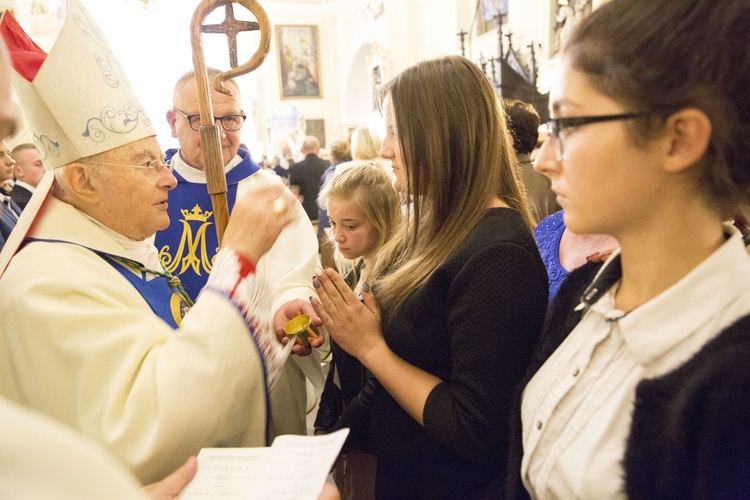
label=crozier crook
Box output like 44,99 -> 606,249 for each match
189,0 -> 271,243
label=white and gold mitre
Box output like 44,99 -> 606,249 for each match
0,0 -> 156,277
0,0 -> 155,170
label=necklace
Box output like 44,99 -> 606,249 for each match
109,255 -> 195,308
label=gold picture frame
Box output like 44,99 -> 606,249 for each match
477,0 -> 508,36
276,25 -> 322,99
305,118 -> 325,147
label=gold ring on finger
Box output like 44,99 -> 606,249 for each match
272,197 -> 287,215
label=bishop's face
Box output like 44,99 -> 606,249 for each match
168,78 -> 243,171
88,136 -> 177,240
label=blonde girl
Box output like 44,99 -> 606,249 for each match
314,162 -> 400,499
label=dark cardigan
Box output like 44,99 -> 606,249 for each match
371,208 -> 549,499
505,258 -> 750,500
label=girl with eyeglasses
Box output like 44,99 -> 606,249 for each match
506,1 -> 750,498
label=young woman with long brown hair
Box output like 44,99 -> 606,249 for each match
310,55 -> 549,498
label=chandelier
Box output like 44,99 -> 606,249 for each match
361,0 -> 384,22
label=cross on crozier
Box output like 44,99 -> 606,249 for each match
202,3 -> 259,68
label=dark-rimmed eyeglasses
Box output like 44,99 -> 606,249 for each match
546,110 -> 675,161
81,159 -> 173,174
173,108 -> 246,132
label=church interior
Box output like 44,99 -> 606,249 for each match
0,0 -> 603,160
2,0 -> 750,497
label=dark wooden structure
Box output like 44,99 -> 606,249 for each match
460,15 -> 549,123
496,35 -> 550,123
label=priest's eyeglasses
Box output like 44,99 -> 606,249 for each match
81,159 -> 173,174
173,108 -> 246,132
546,110 -> 675,161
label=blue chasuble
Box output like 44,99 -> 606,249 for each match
154,148 -> 260,301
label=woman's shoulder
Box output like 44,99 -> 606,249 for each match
470,207 -> 536,244
534,210 -> 565,243
626,312 -> 750,498
645,312 -> 750,394
440,208 -> 540,268
630,311 -> 750,439
437,209 -> 548,291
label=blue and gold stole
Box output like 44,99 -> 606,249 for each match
101,254 -> 193,328
24,238 -> 192,328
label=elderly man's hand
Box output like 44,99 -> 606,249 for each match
274,298 -> 324,356
141,457 -> 198,499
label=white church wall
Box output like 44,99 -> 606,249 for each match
260,1 -> 341,159
331,0 -> 555,144
414,0 -> 460,61
334,0 -> 385,138
332,0 -> 462,143
43,0 -> 344,160
341,44 -> 372,127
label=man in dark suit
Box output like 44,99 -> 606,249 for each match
289,135 -> 329,222
270,155 -> 289,186
504,99 -> 561,223
10,143 -> 44,211
0,139 -> 19,250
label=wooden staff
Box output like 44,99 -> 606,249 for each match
190,0 -> 271,243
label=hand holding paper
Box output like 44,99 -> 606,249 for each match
178,428 -> 348,500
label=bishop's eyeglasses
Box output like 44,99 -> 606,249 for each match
545,110 -> 675,161
81,159 -> 173,174
173,108 -> 247,132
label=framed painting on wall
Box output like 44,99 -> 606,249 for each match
305,119 -> 325,148
276,25 -> 322,99
477,0 -> 508,35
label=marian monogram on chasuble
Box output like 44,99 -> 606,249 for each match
158,203 -> 217,281
154,149 -> 261,302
